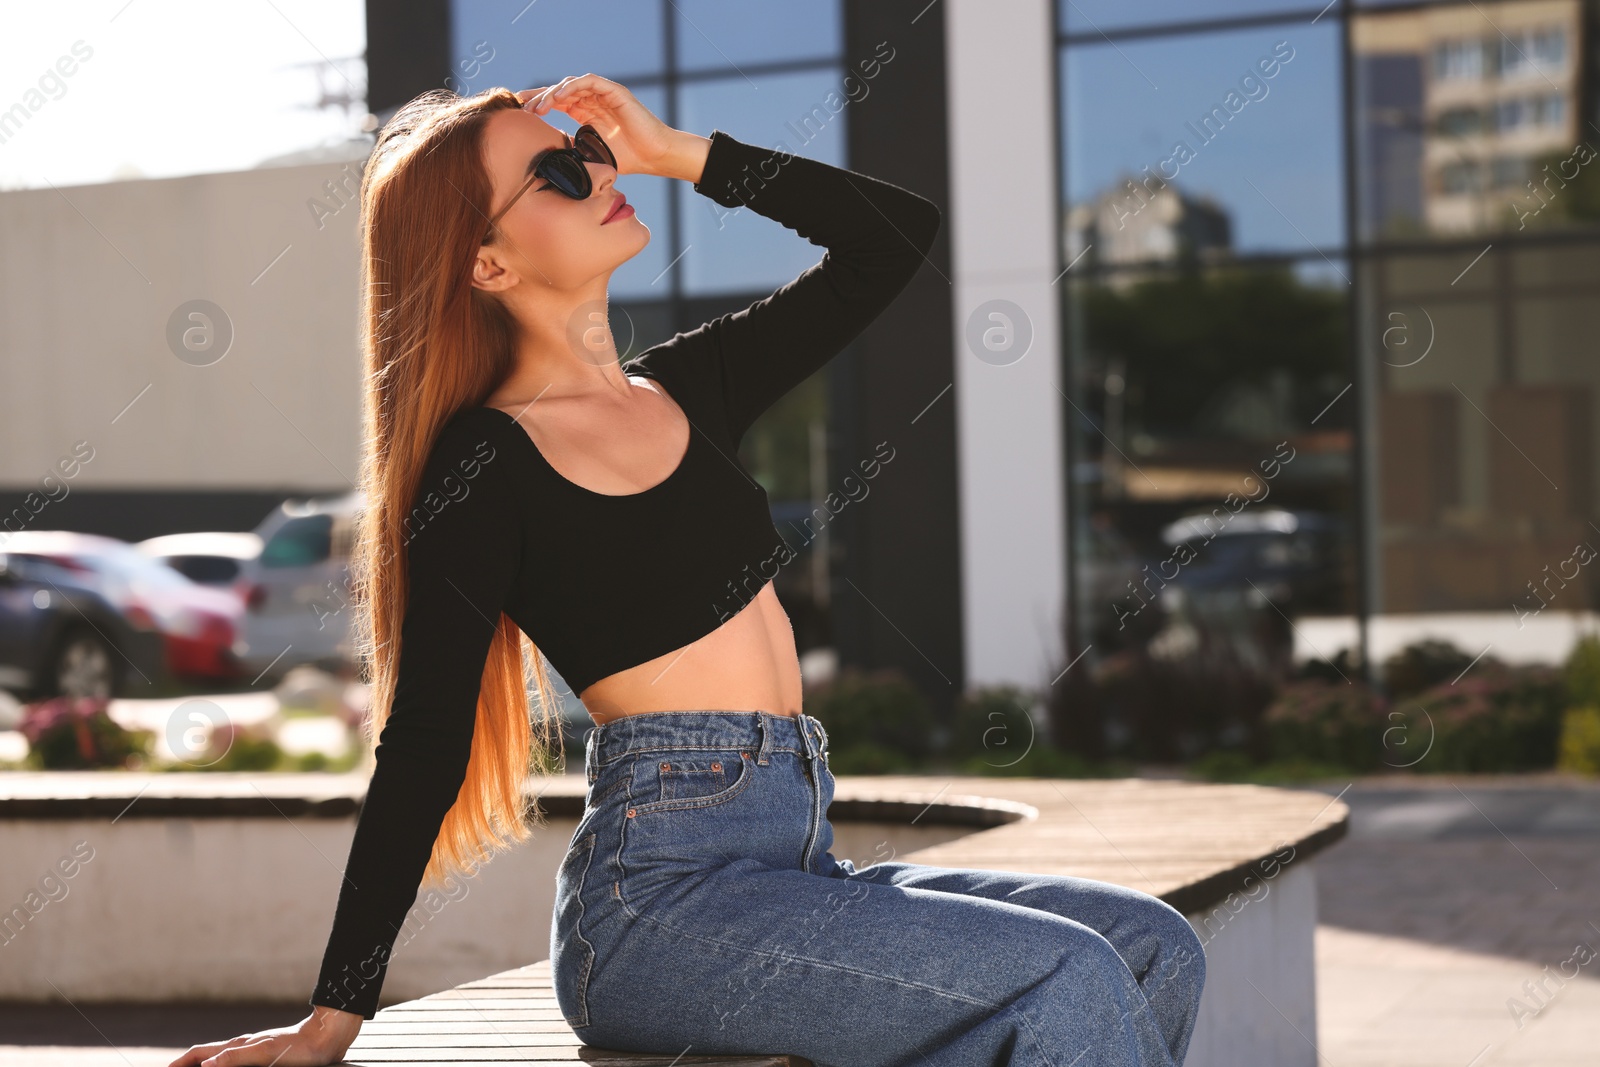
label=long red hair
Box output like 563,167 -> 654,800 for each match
350,87 -> 563,889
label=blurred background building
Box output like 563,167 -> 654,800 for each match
3,0 -> 1599,739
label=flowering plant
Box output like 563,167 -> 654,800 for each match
19,695 -> 149,770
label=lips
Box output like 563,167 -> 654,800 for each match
602,194 -> 628,223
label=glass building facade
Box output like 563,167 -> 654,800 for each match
1056,0 -> 1600,683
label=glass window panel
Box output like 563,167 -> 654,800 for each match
1353,0 -> 1596,242
450,0 -> 664,89
1058,0 -> 1325,36
1063,262 -> 1356,664
1364,240 -> 1600,617
673,0 -> 841,72
675,68 -> 848,296
1061,24 -> 1345,261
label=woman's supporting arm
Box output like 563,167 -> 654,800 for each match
309,410 -> 524,1020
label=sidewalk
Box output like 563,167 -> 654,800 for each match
1312,776 -> 1600,1066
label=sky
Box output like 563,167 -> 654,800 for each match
0,0 -> 367,190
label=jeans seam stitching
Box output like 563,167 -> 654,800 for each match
611,886 -> 1001,1010
560,832 -> 598,1029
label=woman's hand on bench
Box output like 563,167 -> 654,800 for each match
167,1004 -> 363,1067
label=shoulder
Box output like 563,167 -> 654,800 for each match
428,407 -> 518,474
407,408 -> 522,520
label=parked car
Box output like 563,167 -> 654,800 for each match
137,531 -> 262,602
234,492 -> 362,686
0,531 -> 243,700
1156,507 -> 1346,615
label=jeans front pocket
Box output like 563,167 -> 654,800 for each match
632,748 -> 755,815
550,831 -> 598,1029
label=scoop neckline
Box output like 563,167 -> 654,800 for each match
479,377 -> 694,500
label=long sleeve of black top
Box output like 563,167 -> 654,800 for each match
626,128 -> 942,446
309,416 -> 523,1020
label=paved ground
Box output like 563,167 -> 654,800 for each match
4,774 -> 1597,1066
1305,775 -> 1600,1067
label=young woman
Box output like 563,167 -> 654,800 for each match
171,75 -> 1205,1067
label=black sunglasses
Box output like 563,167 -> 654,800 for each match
483,123 -> 617,242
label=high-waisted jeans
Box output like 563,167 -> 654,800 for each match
549,710 -> 1206,1066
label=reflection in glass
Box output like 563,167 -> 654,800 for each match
673,0 -> 841,72
1058,0 -> 1325,36
1353,0 -> 1598,240
1065,260 -> 1355,672
676,67 -> 847,296
1061,24 -> 1344,260
450,0 -> 665,87
1363,244 -> 1600,614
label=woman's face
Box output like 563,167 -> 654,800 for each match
472,106 -> 648,293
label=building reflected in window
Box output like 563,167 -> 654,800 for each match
1354,0 -> 1586,238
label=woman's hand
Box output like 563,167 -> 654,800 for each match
518,75 -> 708,183
166,1005 -> 364,1067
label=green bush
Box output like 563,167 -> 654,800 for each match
827,741 -> 917,775
1565,635 -> 1600,707
1383,639 -> 1484,698
19,696 -> 150,770
949,685 -> 1039,763
1556,705 -> 1600,776
1265,678 -> 1389,771
1410,665 -> 1564,772
808,667 -> 937,765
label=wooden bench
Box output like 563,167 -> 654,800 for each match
338,774 -> 1349,1066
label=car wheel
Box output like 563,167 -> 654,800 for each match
49,629 -> 120,701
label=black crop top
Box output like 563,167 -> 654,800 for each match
308,128 -> 940,1019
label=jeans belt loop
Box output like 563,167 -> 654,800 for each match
584,725 -> 600,783
755,712 -> 772,765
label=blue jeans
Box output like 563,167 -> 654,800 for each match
550,710 -> 1206,1066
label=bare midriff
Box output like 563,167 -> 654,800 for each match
577,579 -> 803,724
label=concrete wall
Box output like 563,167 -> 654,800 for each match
1185,862 -> 1321,1067
0,151 -> 369,498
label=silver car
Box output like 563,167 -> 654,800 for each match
233,492 -> 361,686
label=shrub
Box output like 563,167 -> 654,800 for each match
1557,706 -> 1600,776
1408,664 -> 1565,772
1383,639 -> 1483,698
1049,639 -> 1278,765
19,696 -> 150,770
1264,678 -> 1389,771
949,685 -> 1039,763
161,721 -> 285,772
808,667 -> 937,768
1565,634 -> 1600,707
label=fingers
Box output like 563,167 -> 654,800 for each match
200,1036 -> 279,1067
526,74 -> 626,117
169,1034 -> 257,1067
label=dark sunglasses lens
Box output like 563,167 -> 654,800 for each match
539,153 -> 591,198
574,126 -> 616,168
